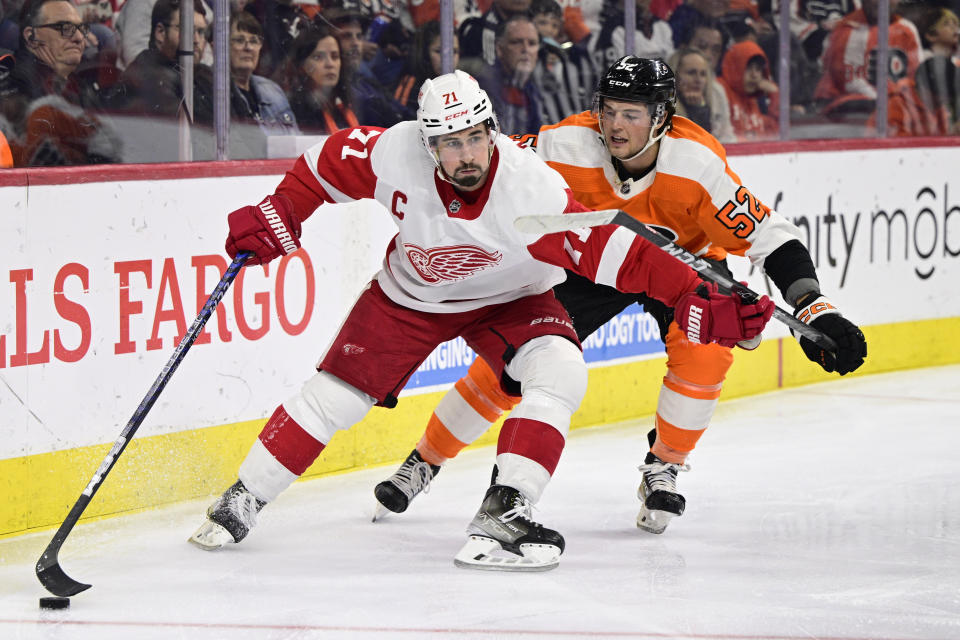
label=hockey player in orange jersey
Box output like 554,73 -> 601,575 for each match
373,57 -> 868,534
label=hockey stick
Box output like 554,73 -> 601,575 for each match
515,210 -> 838,352
35,252 -> 252,597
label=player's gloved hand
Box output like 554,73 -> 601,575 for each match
676,282 -> 774,348
792,295 -> 866,375
225,194 -> 301,266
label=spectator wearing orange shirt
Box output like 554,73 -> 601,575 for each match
718,39 -> 778,139
814,0 -> 923,123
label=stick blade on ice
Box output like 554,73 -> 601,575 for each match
36,550 -> 91,597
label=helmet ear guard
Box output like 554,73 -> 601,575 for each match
652,100 -> 675,138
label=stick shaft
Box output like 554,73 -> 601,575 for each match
515,211 -> 838,352
36,252 -> 250,596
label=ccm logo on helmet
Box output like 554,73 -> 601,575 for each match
445,110 -> 468,120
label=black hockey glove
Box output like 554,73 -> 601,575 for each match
792,295 -> 866,375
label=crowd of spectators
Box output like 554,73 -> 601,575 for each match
0,0 -> 957,166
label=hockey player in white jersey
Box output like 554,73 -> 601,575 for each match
189,70 -> 774,571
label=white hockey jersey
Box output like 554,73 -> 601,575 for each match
274,121 -> 702,314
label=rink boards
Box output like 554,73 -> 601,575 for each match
1,138 -> 959,537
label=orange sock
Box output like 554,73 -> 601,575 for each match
417,358 -> 520,465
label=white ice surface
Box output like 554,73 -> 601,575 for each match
2,365 -> 959,640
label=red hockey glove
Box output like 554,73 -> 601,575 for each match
676,283 -> 774,348
225,194 -> 302,266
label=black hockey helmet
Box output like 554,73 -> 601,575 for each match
596,56 -> 677,106
594,56 -> 677,157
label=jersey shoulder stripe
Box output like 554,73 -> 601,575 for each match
308,125 -> 386,202
538,111 -> 607,170
540,110 -> 600,134
659,119 -> 741,188
369,120 -> 421,175
492,133 -> 572,212
668,116 -> 728,160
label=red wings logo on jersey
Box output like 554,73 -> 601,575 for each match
404,244 -> 503,283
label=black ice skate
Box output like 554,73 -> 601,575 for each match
637,450 -> 689,534
454,483 -> 565,572
372,449 -> 441,521
189,480 -> 266,550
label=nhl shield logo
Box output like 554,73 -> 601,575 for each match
448,199 -> 462,214
620,182 -> 631,195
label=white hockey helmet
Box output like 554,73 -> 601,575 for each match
417,70 -> 499,171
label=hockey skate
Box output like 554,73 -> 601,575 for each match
454,483 -> 565,572
189,480 -> 266,550
372,449 -> 441,521
637,450 -> 689,534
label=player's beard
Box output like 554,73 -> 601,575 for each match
450,162 -> 485,188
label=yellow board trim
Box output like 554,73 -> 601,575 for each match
4,317 -> 958,538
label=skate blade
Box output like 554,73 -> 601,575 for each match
636,506 -> 675,534
372,502 -> 391,523
188,520 -> 235,550
453,535 -> 560,572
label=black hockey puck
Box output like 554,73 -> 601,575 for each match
39,596 -> 70,610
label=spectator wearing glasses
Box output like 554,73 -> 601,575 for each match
230,11 -> 299,136
14,0 -> 89,93
470,13 -> 544,136
109,0 -> 214,124
242,0 -> 309,77
3,0 -> 119,165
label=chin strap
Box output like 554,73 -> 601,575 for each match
433,130 -> 498,186
598,102 -> 670,163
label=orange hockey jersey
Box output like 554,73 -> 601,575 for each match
534,111 -> 803,266
814,9 -> 922,112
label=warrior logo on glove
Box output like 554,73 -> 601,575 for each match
226,194 -> 302,266
676,283 -> 775,349
258,200 -> 298,254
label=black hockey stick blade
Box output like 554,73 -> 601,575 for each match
35,252 -> 251,597
37,563 -> 89,597
514,211 -> 839,353
37,502 -> 92,596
